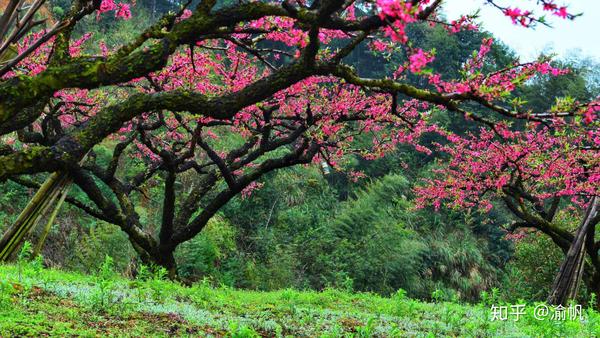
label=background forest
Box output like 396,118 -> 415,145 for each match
1,0 -> 598,308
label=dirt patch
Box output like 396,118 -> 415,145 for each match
339,317 -> 364,331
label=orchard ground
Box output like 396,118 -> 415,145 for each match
0,260 -> 599,337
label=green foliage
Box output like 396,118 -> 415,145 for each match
71,8 -> 155,50
0,180 -> 33,227
68,221 -> 135,274
521,59 -> 596,112
226,322 -> 261,338
17,241 -> 33,262
176,215 -> 237,282
502,232 -> 565,303
1,264 -> 599,337
88,255 -> 119,313
329,175 -> 426,295
0,278 -> 16,310
324,175 -> 502,300
205,167 -> 503,301
16,241 -> 34,283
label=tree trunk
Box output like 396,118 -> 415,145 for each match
158,251 -> 177,280
590,272 -> 600,309
140,248 -> 178,280
547,196 -> 600,305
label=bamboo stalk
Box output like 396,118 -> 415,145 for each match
32,178 -> 72,257
547,196 -> 600,305
0,172 -> 68,261
0,152 -> 88,261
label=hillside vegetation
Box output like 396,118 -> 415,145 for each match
1,259 -> 599,337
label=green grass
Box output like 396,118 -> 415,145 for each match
0,261 -> 599,337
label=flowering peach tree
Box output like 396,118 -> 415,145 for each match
0,0 -> 595,276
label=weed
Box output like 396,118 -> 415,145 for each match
226,322 -> 261,338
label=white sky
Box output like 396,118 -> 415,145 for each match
442,0 -> 600,61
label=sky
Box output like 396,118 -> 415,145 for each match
442,0 -> 600,61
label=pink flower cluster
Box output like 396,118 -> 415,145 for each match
502,1 -> 572,27
408,49 -> 434,73
376,0 -> 424,43
584,102 -> 600,124
98,0 -> 131,20
504,7 -> 532,27
415,122 -> 600,213
447,15 -> 478,34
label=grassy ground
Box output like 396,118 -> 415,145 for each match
1,260 -> 599,337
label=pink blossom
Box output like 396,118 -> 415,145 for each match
99,0 -> 117,13
504,7 -> 522,23
116,3 -> 132,20
554,6 -> 568,19
371,40 -> 388,52
408,49 -> 434,73
241,181 -> 265,199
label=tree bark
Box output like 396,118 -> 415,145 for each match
141,248 -> 177,280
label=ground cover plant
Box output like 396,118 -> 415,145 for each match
2,257 -> 600,337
